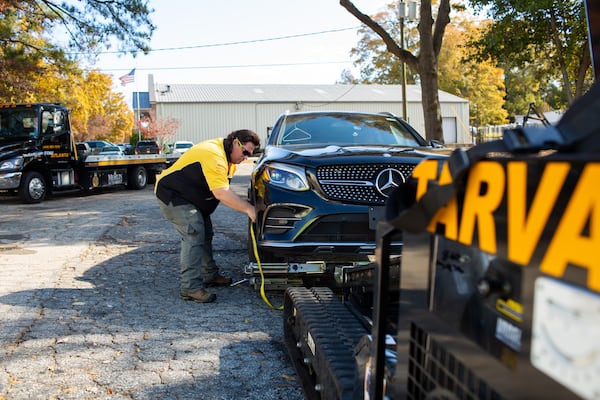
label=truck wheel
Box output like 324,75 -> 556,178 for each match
19,171 -> 46,203
128,166 -> 147,190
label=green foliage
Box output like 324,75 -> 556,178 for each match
467,0 -> 592,104
0,1 -> 154,98
438,22 -> 508,125
349,3 -> 418,85
348,4 -> 508,127
8,0 -> 156,55
0,0 -> 150,139
503,65 -> 546,119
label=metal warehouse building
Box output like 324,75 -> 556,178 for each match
142,74 -> 470,146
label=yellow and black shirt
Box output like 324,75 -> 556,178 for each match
155,138 -> 237,215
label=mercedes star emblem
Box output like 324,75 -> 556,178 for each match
375,168 -> 405,197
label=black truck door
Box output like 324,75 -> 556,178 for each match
40,106 -> 72,163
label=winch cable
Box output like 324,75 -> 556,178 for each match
250,224 -> 284,310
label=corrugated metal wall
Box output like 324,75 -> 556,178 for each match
156,100 -> 470,146
440,102 -> 470,143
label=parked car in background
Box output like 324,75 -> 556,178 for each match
75,142 -> 91,159
135,139 -> 160,155
85,140 -> 114,154
117,143 -> 134,155
99,145 -> 124,156
248,110 -> 448,264
173,140 -> 194,155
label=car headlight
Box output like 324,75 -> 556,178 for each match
263,162 -> 309,191
0,156 -> 24,171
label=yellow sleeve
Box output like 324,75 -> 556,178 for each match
203,156 -> 230,191
199,139 -> 232,191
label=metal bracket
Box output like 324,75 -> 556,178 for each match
244,261 -> 326,276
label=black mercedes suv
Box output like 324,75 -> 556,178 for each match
248,110 -> 449,264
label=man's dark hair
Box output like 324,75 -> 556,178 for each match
228,129 -> 260,145
224,129 -> 260,156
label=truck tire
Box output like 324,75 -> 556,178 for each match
127,166 -> 147,190
19,171 -> 46,203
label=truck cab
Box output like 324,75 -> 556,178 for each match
0,103 -> 75,202
0,103 -> 167,203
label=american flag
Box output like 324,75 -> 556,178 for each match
119,69 -> 135,86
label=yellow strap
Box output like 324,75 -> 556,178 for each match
250,224 -> 283,310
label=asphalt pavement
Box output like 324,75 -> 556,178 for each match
0,160 -> 305,400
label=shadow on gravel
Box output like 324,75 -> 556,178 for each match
0,242 -> 302,399
0,163 -> 303,398
135,340 -> 301,399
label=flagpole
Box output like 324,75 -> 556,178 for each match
136,90 -> 141,142
119,68 -> 138,144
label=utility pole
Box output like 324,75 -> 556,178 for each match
398,1 -> 418,121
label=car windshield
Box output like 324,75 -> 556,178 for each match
0,109 -> 39,141
275,113 -> 425,148
175,143 -> 192,149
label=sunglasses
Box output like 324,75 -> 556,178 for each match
236,138 -> 252,157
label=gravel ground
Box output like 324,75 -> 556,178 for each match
0,160 -> 305,400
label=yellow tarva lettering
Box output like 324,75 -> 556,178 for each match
507,162 -> 569,266
540,164 -> 600,291
426,162 -> 459,239
458,161 -> 504,253
413,160 -> 439,201
412,160 -> 459,239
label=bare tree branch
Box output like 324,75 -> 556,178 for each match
340,0 -> 418,71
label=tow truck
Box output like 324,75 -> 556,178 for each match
0,103 -> 170,203
280,1 -> 600,398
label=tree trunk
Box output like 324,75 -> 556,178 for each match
340,0 -> 448,142
417,1 -> 444,143
419,57 -> 443,142
549,8 -> 574,105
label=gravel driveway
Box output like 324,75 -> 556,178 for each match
0,160 -> 305,400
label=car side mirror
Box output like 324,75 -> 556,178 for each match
429,139 -> 445,148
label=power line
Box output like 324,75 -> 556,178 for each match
93,60 -> 352,73
71,26 -> 361,56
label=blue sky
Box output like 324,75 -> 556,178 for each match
91,0 -> 391,94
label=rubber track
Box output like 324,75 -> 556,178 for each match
284,287 -> 369,400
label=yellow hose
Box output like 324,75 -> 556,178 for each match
250,223 -> 283,310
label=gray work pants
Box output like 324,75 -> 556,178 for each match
157,200 -> 218,295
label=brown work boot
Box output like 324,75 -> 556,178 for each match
180,289 -> 216,303
205,274 -> 233,287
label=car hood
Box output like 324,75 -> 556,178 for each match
260,144 -> 450,166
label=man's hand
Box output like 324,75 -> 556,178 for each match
212,187 -> 256,222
